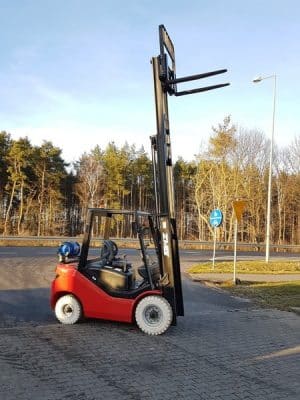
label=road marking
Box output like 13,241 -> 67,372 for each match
0,251 -> 17,255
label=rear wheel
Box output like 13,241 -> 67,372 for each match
135,295 -> 173,335
55,294 -> 82,324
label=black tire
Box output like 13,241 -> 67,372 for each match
135,295 -> 173,335
55,294 -> 82,325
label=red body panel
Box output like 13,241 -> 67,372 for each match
51,264 -> 161,323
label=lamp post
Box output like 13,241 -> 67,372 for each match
252,74 -> 277,263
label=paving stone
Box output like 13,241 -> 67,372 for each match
0,256 -> 299,399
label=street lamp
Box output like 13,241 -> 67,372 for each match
252,74 -> 277,263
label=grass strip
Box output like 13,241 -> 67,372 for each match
219,280 -> 300,311
188,260 -> 300,274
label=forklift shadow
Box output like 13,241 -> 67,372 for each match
0,285 -> 198,336
0,287 -> 150,333
0,287 -> 55,326
84,317 -> 141,334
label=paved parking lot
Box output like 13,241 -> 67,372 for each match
0,251 -> 299,399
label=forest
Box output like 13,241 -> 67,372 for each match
1,116 -> 300,244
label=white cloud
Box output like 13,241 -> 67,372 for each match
10,119 -> 209,165
11,124 -> 151,163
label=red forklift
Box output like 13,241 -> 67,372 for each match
51,25 -> 229,335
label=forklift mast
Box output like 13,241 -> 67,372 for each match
151,25 -> 229,318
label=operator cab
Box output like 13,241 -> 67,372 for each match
77,209 -> 161,298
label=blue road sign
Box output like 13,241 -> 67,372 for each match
209,209 -> 223,227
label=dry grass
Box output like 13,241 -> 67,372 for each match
188,260 -> 300,274
220,280 -> 300,311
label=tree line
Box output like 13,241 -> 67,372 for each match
1,116 -> 300,244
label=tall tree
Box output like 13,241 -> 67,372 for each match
75,146 -> 105,219
3,137 -> 33,235
174,158 -> 196,239
102,142 -> 129,209
0,131 -> 12,232
33,141 -> 67,236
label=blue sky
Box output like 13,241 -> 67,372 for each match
1,0 -> 299,162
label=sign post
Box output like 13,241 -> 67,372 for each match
209,209 -> 223,269
232,200 -> 247,284
212,227 -> 217,269
233,219 -> 238,282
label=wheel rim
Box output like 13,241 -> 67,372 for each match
143,305 -> 162,325
62,304 -> 73,317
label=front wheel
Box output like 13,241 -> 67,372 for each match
55,294 -> 82,325
135,295 -> 173,335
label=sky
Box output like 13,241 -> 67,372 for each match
1,0 -> 300,163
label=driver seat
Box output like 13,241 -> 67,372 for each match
89,240 -> 134,290
100,240 -> 132,272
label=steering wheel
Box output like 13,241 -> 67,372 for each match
100,240 -> 118,263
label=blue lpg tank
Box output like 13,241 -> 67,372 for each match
57,241 -> 80,261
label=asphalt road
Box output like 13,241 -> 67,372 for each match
0,246 -> 299,399
0,245 -> 299,266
